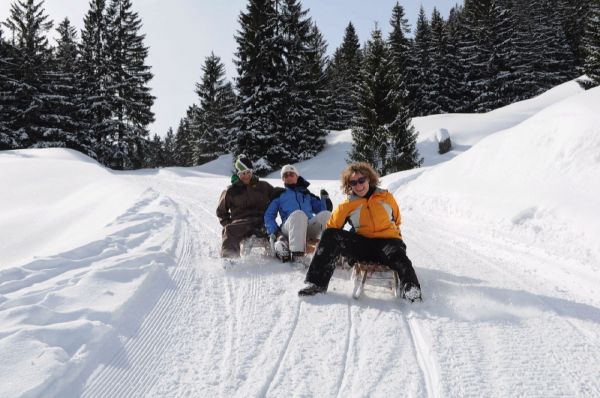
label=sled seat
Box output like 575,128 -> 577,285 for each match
351,261 -> 401,299
305,238 -> 319,254
240,234 -> 273,257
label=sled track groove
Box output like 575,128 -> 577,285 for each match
406,316 -> 442,398
81,202 -> 195,398
334,303 -> 353,398
409,217 -> 600,396
219,269 -> 236,396
260,300 -> 303,397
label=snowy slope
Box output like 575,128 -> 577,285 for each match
1,81 -> 599,397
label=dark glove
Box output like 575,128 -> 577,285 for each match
320,189 -> 333,211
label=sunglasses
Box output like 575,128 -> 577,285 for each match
348,176 -> 368,187
283,172 -> 297,178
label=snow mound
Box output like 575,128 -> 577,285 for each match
0,148 -> 145,267
413,79 -> 584,166
400,86 -> 600,265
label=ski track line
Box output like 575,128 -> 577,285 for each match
450,236 -> 600,395
409,217 -> 600,395
334,302 -> 354,398
405,315 -> 442,398
470,239 -> 600,346
80,201 -> 195,398
425,220 -> 600,348
219,268 -> 237,397
260,299 -> 303,397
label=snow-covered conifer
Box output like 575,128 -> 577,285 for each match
387,2 -> 412,113
0,26 -> 19,149
408,7 -> 434,116
232,0 -> 285,174
103,0 -> 155,169
194,52 -> 236,164
428,8 -> 455,114
162,127 -> 176,166
3,0 -> 54,148
42,18 -> 94,155
325,22 -> 361,130
350,25 -> 393,170
279,0 -> 326,161
79,0 -> 112,162
579,0 -> 600,89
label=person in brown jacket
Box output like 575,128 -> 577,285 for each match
216,155 -> 276,258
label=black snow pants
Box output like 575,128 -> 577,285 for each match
304,228 -> 420,289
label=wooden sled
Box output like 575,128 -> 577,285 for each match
240,234 -> 273,257
351,262 -> 401,299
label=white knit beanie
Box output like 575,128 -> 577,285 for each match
280,164 -> 299,178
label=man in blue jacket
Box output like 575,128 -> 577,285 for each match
264,165 -> 332,261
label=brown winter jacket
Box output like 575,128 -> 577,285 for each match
216,175 -> 276,226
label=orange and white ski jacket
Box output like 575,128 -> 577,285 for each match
326,188 -> 402,240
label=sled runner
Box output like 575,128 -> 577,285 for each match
351,262 -> 401,299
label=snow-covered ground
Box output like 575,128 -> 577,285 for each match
1,80 -> 599,397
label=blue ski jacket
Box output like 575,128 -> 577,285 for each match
264,176 -> 327,235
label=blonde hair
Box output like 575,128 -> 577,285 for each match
340,162 -> 380,195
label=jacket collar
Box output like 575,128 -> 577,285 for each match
231,174 -> 258,186
285,175 -> 310,190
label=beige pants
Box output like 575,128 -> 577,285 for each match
281,210 -> 331,252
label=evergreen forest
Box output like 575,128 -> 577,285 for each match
1,0 -> 599,175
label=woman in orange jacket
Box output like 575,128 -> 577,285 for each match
298,162 -> 421,302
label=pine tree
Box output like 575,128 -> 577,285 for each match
428,8 -> 454,114
408,7 -> 435,116
387,1 -> 412,113
232,0 -> 285,174
325,22 -> 362,130
351,24 -> 421,175
279,0 -> 326,161
459,0 -> 515,112
104,0 -> 155,169
301,23 -> 329,154
512,0 -> 575,100
384,99 -> 422,174
350,26 -> 394,170
174,113 -> 195,167
79,0 -> 112,162
3,0 -> 54,148
144,133 -> 164,168
444,6 -> 466,112
162,127 -> 176,166
558,0 -> 592,69
194,52 -> 235,164
43,18 -> 93,154
579,0 -> 600,88
0,26 -> 19,149
534,0 -> 577,86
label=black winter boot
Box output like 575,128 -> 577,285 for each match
402,282 -> 422,303
298,283 -> 327,296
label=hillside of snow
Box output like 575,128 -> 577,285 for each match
1,80 -> 599,397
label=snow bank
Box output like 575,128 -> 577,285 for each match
399,86 -> 600,265
0,149 -> 181,397
413,79 -> 584,166
0,148 -> 145,267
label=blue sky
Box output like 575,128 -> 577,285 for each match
1,0 -> 459,137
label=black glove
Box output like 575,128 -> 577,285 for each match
320,189 -> 333,211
